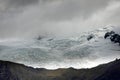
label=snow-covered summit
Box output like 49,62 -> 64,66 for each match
0,26 -> 119,69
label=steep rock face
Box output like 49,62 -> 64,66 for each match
0,59 -> 120,80
94,59 -> 120,80
0,61 -> 19,80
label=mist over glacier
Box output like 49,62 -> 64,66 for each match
0,26 -> 120,69
0,0 -> 120,69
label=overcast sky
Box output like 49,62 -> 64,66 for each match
0,0 -> 120,39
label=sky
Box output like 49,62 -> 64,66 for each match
0,0 -> 120,39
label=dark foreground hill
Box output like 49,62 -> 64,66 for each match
0,59 -> 120,80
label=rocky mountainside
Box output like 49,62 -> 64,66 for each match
0,59 -> 120,80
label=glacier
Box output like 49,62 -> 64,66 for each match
0,26 -> 120,69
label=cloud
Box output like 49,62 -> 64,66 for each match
0,0 -> 39,16
40,0 -> 111,21
0,0 -> 120,39
8,0 -> 39,6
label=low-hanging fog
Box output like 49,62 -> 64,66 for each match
0,0 -> 120,39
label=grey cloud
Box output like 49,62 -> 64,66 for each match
0,0 -> 39,20
0,0 -> 120,38
108,9 -> 120,25
0,0 -> 39,12
8,0 -> 39,7
0,0 -> 111,21
41,0 -> 111,21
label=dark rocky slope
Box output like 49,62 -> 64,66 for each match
0,59 -> 120,80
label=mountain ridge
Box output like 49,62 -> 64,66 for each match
0,59 -> 120,80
